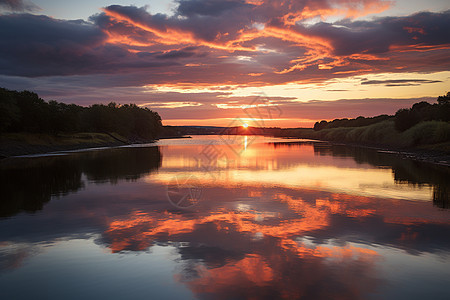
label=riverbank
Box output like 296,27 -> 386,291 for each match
0,132 -> 196,158
328,141 -> 450,167
278,119 -> 450,167
278,137 -> 450,167
0,132 -> 150,158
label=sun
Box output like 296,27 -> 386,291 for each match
242,123 -> 249,128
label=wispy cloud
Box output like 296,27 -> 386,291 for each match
361,79 -> 442,86
0,0 -> 39,12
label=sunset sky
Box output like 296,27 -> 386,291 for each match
0,0 -> 449,127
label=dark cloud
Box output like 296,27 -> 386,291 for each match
361,79 -> 443,86
176,0 -> 247,17
0,0 -> 39,12
0,14 -> 180,76
307,10 -> 450,56
155,49 -> 197,59
103,3 -> 254,42
0,14 -> 107,76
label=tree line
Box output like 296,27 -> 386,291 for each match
0,88 -> 162,140
314,92 -> 450,132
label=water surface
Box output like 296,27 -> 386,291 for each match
1,135 -> 449,299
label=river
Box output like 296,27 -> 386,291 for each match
0,135 -> 449,299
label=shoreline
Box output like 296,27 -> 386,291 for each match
1,133 -> 449,168
0,132 -> 156,159
292,138 -> 450,168
158,135 -> 192,139
0,133 -> 195,159
332,142 -> 450,167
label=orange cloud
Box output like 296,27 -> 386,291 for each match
103,7 -> 257,52
389,43 -> 450,52
404,26 -> 425,34
186,254 -> 274,292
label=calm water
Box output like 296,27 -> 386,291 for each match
0,135 -> 449,300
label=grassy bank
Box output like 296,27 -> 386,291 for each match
317,120 -> 450,150
281,120 -> 450,153
0,132 -> 137,157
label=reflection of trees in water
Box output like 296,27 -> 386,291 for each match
80,147 -> 161,184
312,144 -> 450,209
434,185 -> 449,209
0,146 -> 161,217
0,157 -> 83,218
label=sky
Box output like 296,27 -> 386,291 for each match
0,0 -> 449,127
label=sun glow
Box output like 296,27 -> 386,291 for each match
242,123 -> 249,128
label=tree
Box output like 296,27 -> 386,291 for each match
0,88 -> 20,132
0,88 -> 162,140
437,92 -> 450,105
394,109 -> 420,132
314,120 -> 328,131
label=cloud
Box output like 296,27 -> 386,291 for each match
308,10 -> 450,56
0,1 -> 449,113
279,97 -> 436,120
361,79 -> 442,86
0,71 -> 437,127
176,0 -> 247,17
0,3 -> 449,85
95,4 -> 450,82
0,14 -> 107,76
145,95 -> 436,126
154,48 -> 198,59
0,0 -> 39,12
0,14 -> 181,76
